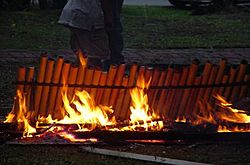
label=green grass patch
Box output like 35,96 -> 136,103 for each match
0,6 -> 250,49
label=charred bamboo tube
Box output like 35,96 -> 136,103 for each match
230,60 -> 248,102
39,59 -> 55,117
96,72 -> 107,105
90,67 -> 102,101
53,62 -> 71,120
109,64 -> 126,106
209,59 -> 227,103
223,67 -> 237,100
118,63 -> 138,120
156,67 -> 174,117
47,56 -> 64,116
179,59 -> 199,117
203,65 -> 218,103
124,66 -> 145,119
193,61 -> 212,115
83,66 -> 94,93
101,65 -> 118,105
34,54 -> 48,119
114,75 -> 129,120
67,65 -> 79,102
239,75 -> 250,99
24,66 -> 35,111
218,75 -> 229,96
147,67 -> 160,108
152,70 -> 167,113
164,69 -> 181,119
14,66 -> 26,116
186,76 -> 201,118
168,67 -> 189,119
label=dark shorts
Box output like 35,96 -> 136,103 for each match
70,27 -> 110,60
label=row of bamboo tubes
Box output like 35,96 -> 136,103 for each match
14,53 -> 250,121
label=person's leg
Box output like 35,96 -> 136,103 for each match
101,0 -> 124,65
70,27 -> 110,67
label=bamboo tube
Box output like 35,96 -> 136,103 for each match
109,64 -> 126,106
178,59 -> 199,117
164,69 -> 181,119
218,75 -> 229,96
114,75 -> 129,120
53,62 -> 71,120
101,65 -> 118,105
124,66 -> 145,119
34,54 -> 48,119
152,70 -> 167,113
67,65 -> 79,102
24,66 -> 35,111
230,60 -> 248,102
90,67 -> 102,101
75,65 -> 86,92
209,59 -> 227,103
239,75 -> 250,99
147,67 -> 160,108
168,67 -> 189,119
118,63 -> 138,120
83,66 -> 94,93
203,65 -> 218,103
223,67 -> 237,100
185,76 -> 201,118
46,56 -> 64,116
14,66 -> 26,116
39,59 -> 55,117
96,72 -> 107,104
144,67 -> 153,84
156,67 -> 174,118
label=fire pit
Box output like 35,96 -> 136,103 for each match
1,51 -> 250,144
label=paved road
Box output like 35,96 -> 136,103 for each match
124,0 -> 172,6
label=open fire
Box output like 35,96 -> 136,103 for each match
3,52 -> 250,143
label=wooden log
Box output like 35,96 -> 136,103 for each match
168,67 -> 189,119
34,54 -> 48,119
24,66 -> 35,112
152,70 -> 167,113
209,59 -> 227,103
114,75 -> 129,120
230,60 -> 248,102
156,67 -> 174,118
101,65 -> 118,105
39,59 -> 55,117
67,65 -> 79,102
47,56 -> 64,116
239,75 -> 250,99
223,67 -> 237,100
124,66 -> 145,120
53,62 -> 71,120
90,67 -> 102,101
109,64 -> 126,106
83,66 -> 94,93
178,59 -> 199,117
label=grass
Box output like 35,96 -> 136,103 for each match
0,6 -> 250,49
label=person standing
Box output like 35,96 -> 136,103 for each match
58,0 -> 110,67
101,0 -> 125,65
